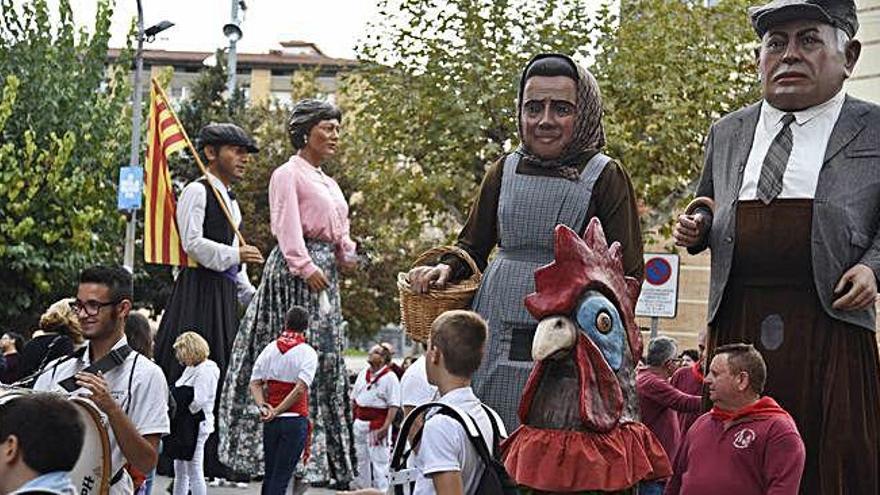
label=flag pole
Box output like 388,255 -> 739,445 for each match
151,78 -> 248,247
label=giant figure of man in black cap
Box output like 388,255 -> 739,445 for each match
154,123 -> 264,480
674,1 -> 880,493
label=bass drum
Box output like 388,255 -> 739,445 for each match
0,388 -> 111,495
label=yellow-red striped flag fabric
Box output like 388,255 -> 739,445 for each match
144,80 -> 196,267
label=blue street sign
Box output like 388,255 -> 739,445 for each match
118,166 -> 143,210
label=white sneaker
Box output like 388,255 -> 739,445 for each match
234,481 -> 249,489
207,478 -> 226,488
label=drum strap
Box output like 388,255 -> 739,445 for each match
58,345 -> 133,392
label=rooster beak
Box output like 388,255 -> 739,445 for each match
532,316 -> 577,361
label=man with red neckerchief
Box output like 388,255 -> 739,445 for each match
249,306 -> 317,495
666,343 -> 805,495
351,344 -> 400,491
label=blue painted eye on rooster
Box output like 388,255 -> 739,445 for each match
574,290 -> 625,372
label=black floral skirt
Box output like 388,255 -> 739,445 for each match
218,241 -> 355,484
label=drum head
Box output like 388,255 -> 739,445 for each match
70,397 -> 111,495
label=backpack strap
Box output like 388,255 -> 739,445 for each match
480,404 -> 507,455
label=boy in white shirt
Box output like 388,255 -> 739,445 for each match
414,310 -> 492,494
249,306 -> 317,495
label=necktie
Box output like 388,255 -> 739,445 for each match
756,113 -> 796,204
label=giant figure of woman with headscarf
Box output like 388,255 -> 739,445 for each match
219,100 -> 358,489
408,53 -> 644,429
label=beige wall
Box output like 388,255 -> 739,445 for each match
847,0 -> 880,103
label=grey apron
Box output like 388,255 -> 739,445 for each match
471,152 -> 609,429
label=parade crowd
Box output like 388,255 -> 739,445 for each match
2,0 -> 880,494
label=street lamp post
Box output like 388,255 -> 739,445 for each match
121,0 -> 173,271
224,0 -> 245,98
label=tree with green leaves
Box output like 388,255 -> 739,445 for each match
333,0 -> 596,337
328,0 -> 761,336
593,0 -> 761,237
0,0 -> 131,331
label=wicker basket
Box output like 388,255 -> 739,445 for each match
397,246 -> 482,343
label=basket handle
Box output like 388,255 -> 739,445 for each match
411,245 -> 481,278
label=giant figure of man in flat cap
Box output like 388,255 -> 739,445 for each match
674,1 -> 879,493
154,123 -> 265,479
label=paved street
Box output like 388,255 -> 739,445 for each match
150,356 -> 370,495
154,475 -> 337,494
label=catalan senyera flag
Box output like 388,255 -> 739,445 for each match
144,79 -> 196,267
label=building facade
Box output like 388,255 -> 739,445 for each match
848,0 -> 880,103
108,40 -> 356,105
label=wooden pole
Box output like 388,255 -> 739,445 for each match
151,78 -> 248,246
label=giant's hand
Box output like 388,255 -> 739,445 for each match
306,269 -> 330,292
239,244 -> 264,264
673,212 -> 711,248
833,264 -> 878,311
407,263 -> 452,294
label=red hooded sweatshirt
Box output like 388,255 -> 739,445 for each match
665,397 -> 805,495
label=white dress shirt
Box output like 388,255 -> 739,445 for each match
177,172 -> 255,304
739,90 -> 846,200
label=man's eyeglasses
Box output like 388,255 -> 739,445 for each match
69,299 -> 120,317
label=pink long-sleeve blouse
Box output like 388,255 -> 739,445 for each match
269,155 -> 357,279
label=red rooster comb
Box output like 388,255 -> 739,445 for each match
524,219 -> 643,360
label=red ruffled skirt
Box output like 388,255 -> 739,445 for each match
502,422 -> 671,492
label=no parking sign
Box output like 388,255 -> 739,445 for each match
635,253 -> 680,318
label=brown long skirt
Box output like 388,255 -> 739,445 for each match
708,199 -> 880,495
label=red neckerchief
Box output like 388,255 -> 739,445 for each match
276,330 -> 306,354
690,361 -> 704,382
710,396 -> 790,423
365,365 -> 390,390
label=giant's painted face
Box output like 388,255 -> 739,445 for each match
518,219 -> 643,431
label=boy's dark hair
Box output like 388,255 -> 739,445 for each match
125,312 -> 154,359
715,343 -> 768,395
0,393 -> 84,473
79,265 -> 133,303
430,310 -> 487,378
285,305 -> 309,332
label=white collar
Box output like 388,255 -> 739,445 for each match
438,386 -> 478,405
762,89 -> 846,128
81,335 -> 128,366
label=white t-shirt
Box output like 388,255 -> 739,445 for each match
352,365 -> 401,410
250,340 -> 318,417
412,387 -> 494,495
400,356 -> 438,408
34,335 -> 170,495
175,359 -> 219,433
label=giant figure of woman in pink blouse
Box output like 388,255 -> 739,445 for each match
219,100 -> 358,489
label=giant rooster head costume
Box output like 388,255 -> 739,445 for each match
502,219 -> 671,493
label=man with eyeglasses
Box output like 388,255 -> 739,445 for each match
34,265 -> 169,495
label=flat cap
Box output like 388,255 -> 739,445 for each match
197,123 -> 259,153
749,0 -> 858,38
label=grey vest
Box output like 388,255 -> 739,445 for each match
471,152 -> 610,429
